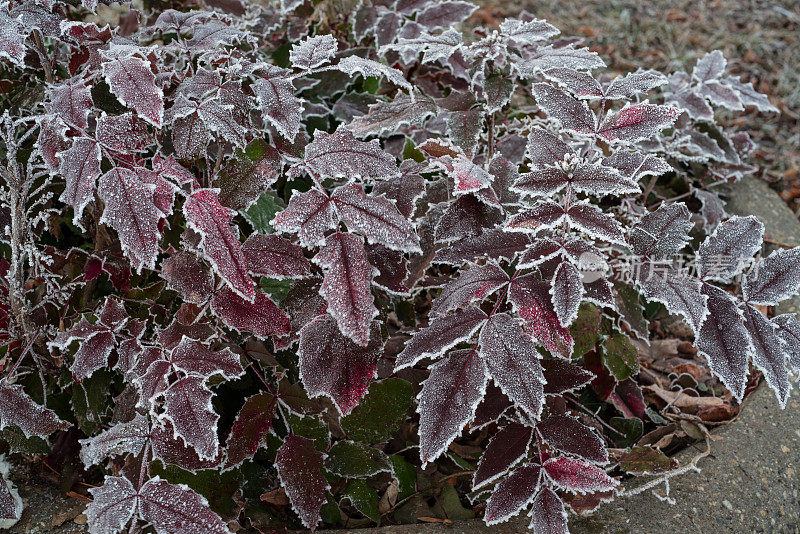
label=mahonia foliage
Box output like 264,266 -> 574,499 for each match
0,0 -> 793,532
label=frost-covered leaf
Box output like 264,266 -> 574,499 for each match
304,128 -> 398,181
160,250 -> 213,304
0,468 -> 19,521
532,83 -> 595,134
325,440 -> 391,478
742,247 -> 800,306
542,358 -> 594,394
96,168 -> 162,272
211,287 -> 290,340
518,45 -> 605,75
697,215 -> 763,282
272,188 -> 337,248
742,305 -> 790,407
448,156 -> 493,195
298,315 -> 383,415
550,261 -> 583,327
499,17 -> 559,45
101,53 -> 164,127
71,331 -> 115,382
275,435 -> 329,530
436,194 -> 503,242
417,349 -> 488,466
416,1 -> 476,29
224,392 -> 276,469
543,456 -> 618,494
597,103 -> 679,143
604,70 -> 667,100
529,487 -> 568,534
390,29 -> 463,64
639,266 -> 708,331
479,313 -> 545,417
774,314 -> 800,372
184,189 -> 255,301
289,34 -> 337,70
138,477 -> 230,534
169,337 -> 243,379
471,382 -> 512,429
313,232 -> 377,346
431,262 -> 509,317
473,423 -> 533,490
97,113 -> 152,152
334,55 -> 412,93
347,94 -> 437,137
723,76 -> 779,112
331,184 -> 420,252
701,81 -> 743,110
697,285 -> 752,401
505,200 -> 565,234
602,151 -> 671,181
602,333 -> 639,381
435,229 -> 531,265
160,375 -> 220,461
395,307 -> 487,371
0,382 -> 70,438
509,274 -> 573,359
243,234 -> 311,279
693,50 -> 726,82
86,476 -> 138,534
537,414 -> 607,463
629,203 -> 693,259
542,68 -> 603,99
47,78 -> 92,129
373,170 -> 425,219
79,413 -> 148,467
526,129 -> 570,168
483,463 -> 541,525
252,66 -> 302,140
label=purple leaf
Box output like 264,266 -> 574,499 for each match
211,286 -> 291,340
479,313 -> 545,418
0,382 -> 70,438
289,34 -> 337,70
473,423 -> 533,490
472,382 -> 513,429
417,348 -> 488,466
550,261 -> 583,327
313,232 -> 377,347
272,188 -> 337,248
101,52 -> 164,127
169,337 -> 243,380
629,203 -> 693,259
431,262 -> 509,317
526,129 -> 570,168
509,274 -> 574,359
601,151 -> 670,181
242,234 -> 311,279
97,113 -> 153,152
697,285 -> 752,401
519,45 -> 605,75
504,200 -> 565,234
47,78 -> 93,129
373,171 -> 425,219
597,103 -> 679,143
366,244 -> 409,295
0,469 -> 19,521
79,412 -> 149,467
150,420 -> 222,471
532,83 -> 596,134
483,463 -> 541,525
335,55 -> 413,93
331,184 -> 420,252
537,414 -> 607,463
435,194 -> 503,243
252,66 -> 302,140
348,95 -> 437,138
138,477 -> 230,534
434,229 -> 531,265
160,250 -> 213,304
71,331 -> 115,382
184,189 -> 255,302
304,128 -> 398,181
298,315 -> 383,415
159,375 -> 220,461
499,17 -> 559,45
224,392 -> 276,469
542,358 -> 594,394
604,69 -> 667,100
743,247 -> 800,306
697,215 -> 763,282
275,435 -> 329,530
86,476 -> 138,534
416,0 -> 476,29
701,81 -> 743,110
742,305 -> 791,407
543,456 -> 619,494
395,307 -> 487,371
774,314 -> 800,372
542,68 -> 603,99
529,487 -> 568,534
639,266 -> 708,332
692,50 -> 726,82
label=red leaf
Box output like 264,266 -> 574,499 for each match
434,229 -> 531,265
58,138 -> 101,224
71,330 -> 115,382
298,315 -> 383,415
0,382 -> 70,438
537,414 -> 608,463
395,307 -> 487,371
431,262 -> 509,317
0,470 -> 19,521
272,188 -> 337,248
79,412 -> 149,467
242,234 -> 311,279
304,128 -> 398,181
565,202 -> 625,245
313,232 -> 377,347
169,337 -> 244,379
97,112 -> 153,152
529,487 -> 568,534
184,189 -> 254,301
253,65 -> 302,141
473,423 -> 533,489
471,382 -> 513,429
484,463 -> 541,525
159,375 -> 220,461
509,274 -> 573,358
366,244 -> 409,295
224,392 -> 276,469
743,304 -> 790,407
46,77 -> 93,129
160,250 -> 213,304
597,103 -> 679,143
101,53 -> 164,127
211,286 -> 290,340
85,476 -> 138,534
541,358 -> 595,394
417,349 -> 488,466
138,477 -> 230,534
479,313 -> 545,418
435,194 -> 503,243
275,435 -> 330,530
543,456 -> 618,494
532,83 -> 595,134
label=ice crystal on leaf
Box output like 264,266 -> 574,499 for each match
697,215 -> 763,282
536,414 -> 607,463
430,262 -> 509,317
542,456 -> 619,494
304,128 -> 399,182
211,287 -> 291,340
100,50 -> 164,127
529,487 -> 568,534
275,435 -> 329,530
289,34 -> 338,70
742,247 -> 800,306
0,382 -> 70,438
159,375 -> 220,461
473,423 -> 533,490
484,464 -> 542,525
252,66 -> 302,141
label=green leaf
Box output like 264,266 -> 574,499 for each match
325,441 -> 391,478
602,333 -> 639,380
341,479 -> 380,523
609,416 -> 643,448
71,370 -> 114,435
218,138 -> 281,211
150,461 -> 244,520
402,138 -> 424,162
286,413 -> 331,451
243,190 -> 285,234
340,378 -> 414,443
389,455 -> 417,501
320,494 -> 343,526
0,426 -> 49,454
618,446 -> 677,475
431,482 -> 475,521
570,303 -> 602,358
259,278 -> 293,302
613,281 -> 649,340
